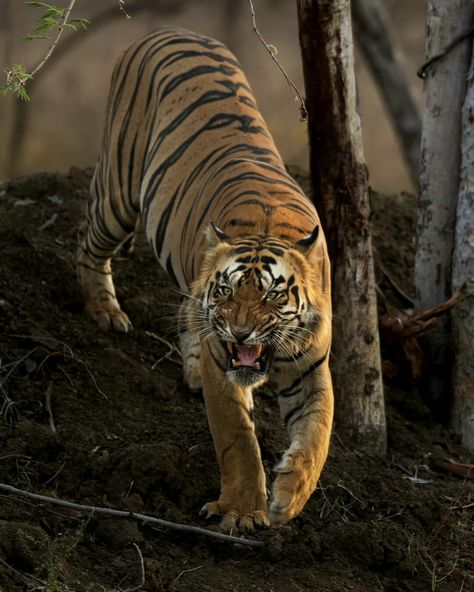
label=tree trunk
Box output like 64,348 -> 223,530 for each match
297,0 -> 386,454
352,0 -> 422,186
452,45 -> 474,452
415,0 -> 474,413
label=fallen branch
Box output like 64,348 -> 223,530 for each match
0,483 -> 264,548
429,457 -> 474,480
379,291 -> 463,342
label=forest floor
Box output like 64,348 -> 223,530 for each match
0,168 -> 472,592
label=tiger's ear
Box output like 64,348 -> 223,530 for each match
295,225 -> 320,257
206,221 -> 230,248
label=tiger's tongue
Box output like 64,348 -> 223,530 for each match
235,345 -> 261,366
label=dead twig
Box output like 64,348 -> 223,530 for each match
145,331 -> 183,369
120,543 -> 145,592
0,483 -> 264,548
0,382 -> 20,427
247,0 -> 307,120
0,347 -> 38,386
41,461 -> 67,487
38,212 -> 58,231
173,564 -> 203,585
44,380 -> 56,434
336,481 -> 364,505
12,333 -> 108,399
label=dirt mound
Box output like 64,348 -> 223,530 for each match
0,169 -> 472,592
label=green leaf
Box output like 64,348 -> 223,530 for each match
24,1 -> 61,14
69,18 -> 90,30
23,33 -> 49,40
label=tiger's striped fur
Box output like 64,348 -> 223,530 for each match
77,28 -> 334,530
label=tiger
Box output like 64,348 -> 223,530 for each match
77,27 -> 334,532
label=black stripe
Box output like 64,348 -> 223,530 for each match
279,349 -> 329,397
166,254 -> 180,287
284,401 -> 305,426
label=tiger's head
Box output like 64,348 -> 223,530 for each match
190,223 -> 331,387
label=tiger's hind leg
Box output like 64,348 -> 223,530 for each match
178,299 -> 202,394
76,171 -> 139,332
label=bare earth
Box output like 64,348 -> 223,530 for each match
0,168 -> 472,592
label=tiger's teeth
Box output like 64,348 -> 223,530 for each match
226,342 -> 233,354
231,358 -> 239,367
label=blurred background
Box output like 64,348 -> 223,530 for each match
0,0 -> 425,193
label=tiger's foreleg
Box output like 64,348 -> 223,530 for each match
199,341 -> 269,532
270,362 -> 333,524
76,176 -> 137,332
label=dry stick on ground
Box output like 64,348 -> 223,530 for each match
429,458 -> 474,480
247,0 -> 307,120
0,484 -> 264,548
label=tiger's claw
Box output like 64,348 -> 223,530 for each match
200,501 -> 269,532
84,300 -> 131,333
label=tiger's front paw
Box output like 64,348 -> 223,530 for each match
269,452 -> 316,525
200,497 -> 269,533
84,299 -> 131,332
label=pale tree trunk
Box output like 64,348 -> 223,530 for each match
415,0 -> 474,413
452,46 -> 474,452
297,0 -> 386,454
352,0 -> 421,186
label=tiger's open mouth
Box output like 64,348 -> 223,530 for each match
225,342 -> 271,373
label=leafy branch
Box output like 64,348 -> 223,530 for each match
1,0 -> 87,101
1,0 -> 136,102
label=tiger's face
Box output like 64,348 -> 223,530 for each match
192,230 -> 323,387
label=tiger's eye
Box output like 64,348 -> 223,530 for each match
267,290 -> 283,301
214,285 -> 232,297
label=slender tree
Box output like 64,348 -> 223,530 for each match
415,0 -> 474,414
452,45 -> 474,452
297,0 -> 386,454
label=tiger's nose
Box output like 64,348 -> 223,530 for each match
232,328 -> 253,343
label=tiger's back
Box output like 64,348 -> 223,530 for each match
89,27 -> 319,290
77,28 -> 333,531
